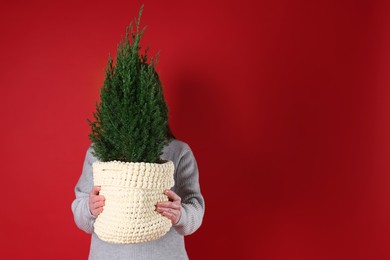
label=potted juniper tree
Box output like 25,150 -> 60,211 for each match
88,6 -> 174,244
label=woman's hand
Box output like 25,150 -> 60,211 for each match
89,186 -> 105,217
156,190 -> 182,224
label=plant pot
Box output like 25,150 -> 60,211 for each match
92,160 -> 175,244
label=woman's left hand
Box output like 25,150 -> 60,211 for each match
156,190 -> 182,225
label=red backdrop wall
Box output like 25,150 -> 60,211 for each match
1,0 -> 390,259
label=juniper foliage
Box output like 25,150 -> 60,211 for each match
88,6 -> 169,163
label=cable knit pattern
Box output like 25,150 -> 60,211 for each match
93,161 -> 174,244
71,139 -> 205,260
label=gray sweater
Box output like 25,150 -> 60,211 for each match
71,139 -> 205,260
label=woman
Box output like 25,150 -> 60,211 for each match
71,137 -> 205,259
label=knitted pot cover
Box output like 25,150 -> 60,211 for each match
92,160 -> 175,244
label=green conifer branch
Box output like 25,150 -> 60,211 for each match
88,5 -> 169,163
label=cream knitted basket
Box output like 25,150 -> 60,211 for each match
92,160 -> 174,244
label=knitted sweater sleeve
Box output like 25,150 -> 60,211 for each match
172,148 -> 205,236
71,146 -> 96,234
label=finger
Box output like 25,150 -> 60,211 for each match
156,201 -> 181,210
94,200 -> 105,209
91,195 -> 105,204
156,206 -> 179,214
156,206 -> 179,224
164,190 -> 181,202
93,206 -> 104,216
161,210 -> 178,223
91,186 -> 101,195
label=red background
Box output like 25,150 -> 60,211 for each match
1,0 -> 390,259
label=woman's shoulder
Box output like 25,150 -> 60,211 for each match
167,139 -> 191,151
85,144 -> 99,164
162,139 -> 194,162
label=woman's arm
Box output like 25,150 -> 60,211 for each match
172,148 -> 205,236
71,146 -> 97,234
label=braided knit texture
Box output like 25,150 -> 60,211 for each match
92,160 -> 174,244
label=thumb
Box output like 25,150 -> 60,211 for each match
91,186 -> 101,195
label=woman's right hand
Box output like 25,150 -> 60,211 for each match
89,186 -> 105,217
